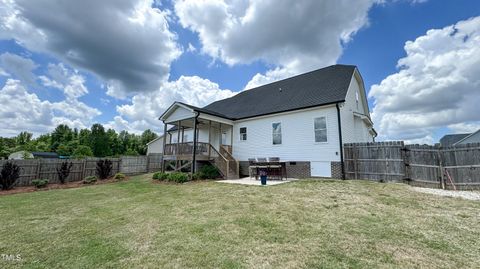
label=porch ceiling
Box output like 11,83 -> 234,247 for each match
167,118 -> 233,130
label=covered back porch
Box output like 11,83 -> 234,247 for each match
159,102 -> 239,179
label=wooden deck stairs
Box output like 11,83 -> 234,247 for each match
163,142 -> 239,179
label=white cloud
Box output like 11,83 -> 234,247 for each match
0,79 -> 100,136
39,63 -> 88,98
369,16 -> 480,144
108,76 -> 236,133
1,0 -> 181,97
0,52 -> 38,86
187,43 -> 197,53
243,67 -> 295,90
448,122 -> 480,134
174,0 -> 378,87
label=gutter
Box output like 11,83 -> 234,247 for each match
336,103 -> 345,180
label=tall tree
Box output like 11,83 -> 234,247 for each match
78,129 -> 91,147
16,132 -> 33,146
90,124 -> 111,157
51,125 -> 74,151
140,129 -> 158,155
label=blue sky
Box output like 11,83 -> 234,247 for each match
0,0 -> 479,144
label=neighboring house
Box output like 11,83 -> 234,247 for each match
32,152 -> 59,159
7,151 -> 59,160
147,136 -> 164,155
8,151 -> 34,160
439,129 -> 480,147
453,129 -> 480,146
155,64 -> 376,179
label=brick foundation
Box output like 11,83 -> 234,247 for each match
285,162 -> 311,178
239,161 -> 311,179
331,161 -> 343,179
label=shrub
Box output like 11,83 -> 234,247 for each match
152,172 -> 168,181
114,173 -> 126,180
32,179 -> 49,188
167,172 -> 189,183
96,159 -> 113,180
56,161 -> 73,184
192,172 -> 202,181
83,176 -> 97,184
0,162 -> 20,190
196,165 -> 220,179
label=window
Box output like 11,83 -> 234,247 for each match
239,127 -> 247,141
314,117 -> 327,142
272,122 -> 282,145
221,132 -> 227,145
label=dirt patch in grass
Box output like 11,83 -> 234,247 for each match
0,177 -> 129,196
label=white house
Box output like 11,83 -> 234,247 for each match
152,65 -> 376,179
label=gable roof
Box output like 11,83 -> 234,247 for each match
453,129 -> 480,145
439,133 -> 470,147
203,64 -> 356,120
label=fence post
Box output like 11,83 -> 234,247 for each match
35,159 -> 41,179
146,155 -> 150,173
437,149 -> 445,190
81,159 -> 87,179
353,144 -> 358,180
119,157 -> 123,174
402,145 -> 410,181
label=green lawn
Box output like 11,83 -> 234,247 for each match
1,175 -> 479,269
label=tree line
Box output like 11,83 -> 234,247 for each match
0,124 -> 158,159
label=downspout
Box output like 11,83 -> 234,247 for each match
191,112 -> 200,174
336,103 -> 345,180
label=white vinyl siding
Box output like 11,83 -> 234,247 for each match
272,122 -> 282,145
340,73 -> 374,143
232,106 -> 340,165
314,117 -> 327,143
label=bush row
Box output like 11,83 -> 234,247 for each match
153,172 -> 189,183
0,160 -> 126,190
152,164 -> 221,184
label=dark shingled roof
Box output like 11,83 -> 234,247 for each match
31,152 -> 59,158
439,133 -> 471,147
203,64 -> 356,120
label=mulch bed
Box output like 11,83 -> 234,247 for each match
0,177 -> 129,196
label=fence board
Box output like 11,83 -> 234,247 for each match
0,154 -> 162,187
344,142 -> 480,190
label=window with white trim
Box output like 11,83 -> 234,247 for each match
314,117 -> 327,142
272,122 -> 282,145
239,127 -> 247,141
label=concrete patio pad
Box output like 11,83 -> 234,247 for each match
216,177 -> 298,186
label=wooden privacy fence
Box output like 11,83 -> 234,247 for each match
0,153 -> 163,187
344,142 -> 480,190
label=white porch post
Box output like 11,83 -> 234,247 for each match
161,122 -> 167,172
208,120 -> 212,158
191,116 -> 198,175
176,120 -> 181,169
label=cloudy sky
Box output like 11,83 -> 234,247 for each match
0,0 -> 479,144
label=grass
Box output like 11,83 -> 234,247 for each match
1,175 -> 480,268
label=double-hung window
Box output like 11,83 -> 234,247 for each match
272,122 -> 282,145
239,127 -> 247,141
314,117 -> 327,143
